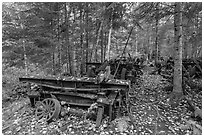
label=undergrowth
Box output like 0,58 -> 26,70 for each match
2,63 -> 47,106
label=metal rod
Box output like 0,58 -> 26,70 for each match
113,26 -> 134,78
121,26 -> 134,57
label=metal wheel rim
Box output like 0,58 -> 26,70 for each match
35,98 -> 61,122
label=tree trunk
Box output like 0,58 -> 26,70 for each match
93,21 -> 103,62
170,2 -> 183,107
64,3 -> 71,74
106,26 -> 112,61
103,32 -> 107,61
72,8 -> 77,76
183,36 -> 188,59
85,3 -> 89,71
22,39 -> 28,75
19,13 -> 28,75
100,25 -> 104,63
57,3 -> 61,75
72,46 -> 77,76
155,3 -> 159,64
50,4 -> 55,75
80,6 -> 84,75
52,49 -> 55,75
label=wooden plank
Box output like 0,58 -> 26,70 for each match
95,106 -> 104,127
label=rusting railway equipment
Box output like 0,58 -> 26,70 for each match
19,76 -> 130,127
86,57 -> 143,83
160,57 -> 202,79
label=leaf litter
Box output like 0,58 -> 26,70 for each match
2,72 -> 202,135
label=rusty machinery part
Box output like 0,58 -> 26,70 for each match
121,68 -> 127,80
112,93 -> 122,119
35,98 -> 61,122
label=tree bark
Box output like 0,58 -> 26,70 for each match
85,3 -> 89,71
57,3 -> 61,75
80,6 -> 84,75
170,2 -> 183,107
155,3 -> 159,64
100,25 -> 104,63
106,26 -> 112,61
72,8 -> 77,76
93,21 -> 103,62
22,39 -> 28,75
103,32 -> 107,61
64,3 -> 72,74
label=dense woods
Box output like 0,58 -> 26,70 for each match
3,2 -> 201,75
2,2 -> 202,135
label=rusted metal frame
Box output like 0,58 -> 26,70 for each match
19,77 -> 129,86
55,93 -> 95,107
49,91 -> 97,100
43,85 -> 125,92
20,79 -> 129,93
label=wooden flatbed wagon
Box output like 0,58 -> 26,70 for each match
19,76 -> 130,127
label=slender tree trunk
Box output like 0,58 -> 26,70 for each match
85,3 -> 89,71
57,3 -> 62,75
94,21 -> 103,62
183,37 -> 188,59
107,26 -> 112,61
100,25 -> 104,63
106,9 -> 113,61
104,32 -> 107,61
22,39 -> 28,75
19,14 -> 28,75
135,39 -> 138,57
52,48 -> 55,75
72,46 -> 77,76
194,13 -> 199,58
72,8 -> 77,76
170,2 -> 183,107
49,4 -> 55,75
64,3 -> 70,74
80,7 -> 84,75
155,3 -> 159,64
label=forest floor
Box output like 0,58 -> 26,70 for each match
2,67 -> 202,135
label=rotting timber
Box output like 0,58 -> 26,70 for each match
19,75 -> 130,127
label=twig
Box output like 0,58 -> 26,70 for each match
2,125 -> 11,133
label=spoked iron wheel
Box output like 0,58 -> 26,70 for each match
35,98 -> 61,122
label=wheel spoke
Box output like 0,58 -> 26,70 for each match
36,112 -> 44,119
37,98 -> 61,122
46,114 -> 49,120
36,112 -> 44,117
36,109 -> 44,114
38,115 -> 44,120
44,102 -> 50,111
50,102 -> 55,107
44,99 -> 49,107
51,107 -> 55,111
48,100 -> 53,106
48,113 -> 53,119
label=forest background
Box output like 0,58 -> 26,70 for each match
2,2 -> 202,101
